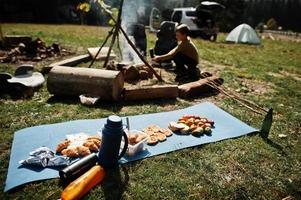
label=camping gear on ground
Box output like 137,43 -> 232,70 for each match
154,21 -> 177,57
225,23 -> 261,45
152,21 -> 177,67
19,147 -> 70,168
59,153 -> 98,183
61,165 -> 105,200
7,64 -> 45,87
5,102 -> 258,192
0,64 -> 45,97
47,66 -> 124,101
98,115 -> 129,169
0,72 -> 13,93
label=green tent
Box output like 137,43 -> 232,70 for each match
226,23 -> 261,45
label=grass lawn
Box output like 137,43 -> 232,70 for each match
0,23 -> 300,200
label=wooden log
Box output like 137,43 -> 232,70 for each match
3,35 -> 32,48
49,54 -> 91,67
43,54 -> 92,74
124,85 -> 178,101
47,66 -> 124,101
87,47 -> 116,61
123,65 -> 139,82
178,76 -> 224,99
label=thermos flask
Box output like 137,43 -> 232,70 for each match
149,49 -> 154,58
98,115 -> 128,168
59,153 -> 98,182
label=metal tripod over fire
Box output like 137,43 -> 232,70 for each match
88,0 -> 163,81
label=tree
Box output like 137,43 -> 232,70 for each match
266,18 -> 278,30
0,24 -> 3,46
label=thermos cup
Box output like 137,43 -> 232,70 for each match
59,153 -> 98,182
98,115 -> 128,168
149,49 -> 154,58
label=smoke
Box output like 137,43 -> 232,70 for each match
120,0 -> 146,64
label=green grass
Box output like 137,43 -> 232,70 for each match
1,23 -> 301,200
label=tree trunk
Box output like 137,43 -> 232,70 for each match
47,66 -> 124,101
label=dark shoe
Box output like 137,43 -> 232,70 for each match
188,68 -> 201,81
174,67 -> 187,74
175,74 -> 189,82
189,75 -> 200,81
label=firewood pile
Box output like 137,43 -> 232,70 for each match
106,61 -> 154,82
0,37 -> 71,63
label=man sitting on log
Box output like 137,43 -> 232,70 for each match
152,24 -> 200,81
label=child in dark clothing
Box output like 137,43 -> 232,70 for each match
152,24 -> 200,80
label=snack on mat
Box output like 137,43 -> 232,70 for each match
126,130 -> 148,157
169,115 -> 215,136
61,148 -> 79,158
76,146 -> 91,157
56,133 -> 101,158
56,139 -> 70,153
128,132 -> 148,145
143,125 -> 173,145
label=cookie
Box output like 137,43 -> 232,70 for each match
162,128 -> 173,137
147,136 -> 158,145
83,141 -> 99,152
76,146 -> 91,156
56,139 -> 70,153
157,133 -> 167,142
61,148 -> 79,157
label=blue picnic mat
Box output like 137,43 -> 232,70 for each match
5,102 -> 257,192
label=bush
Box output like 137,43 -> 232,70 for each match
266,18 -> 278,30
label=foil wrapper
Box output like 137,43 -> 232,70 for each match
19,147 -> 70,168
48,156 -> 70,167
19,156 -> 49,167
29,147 -> 55,157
